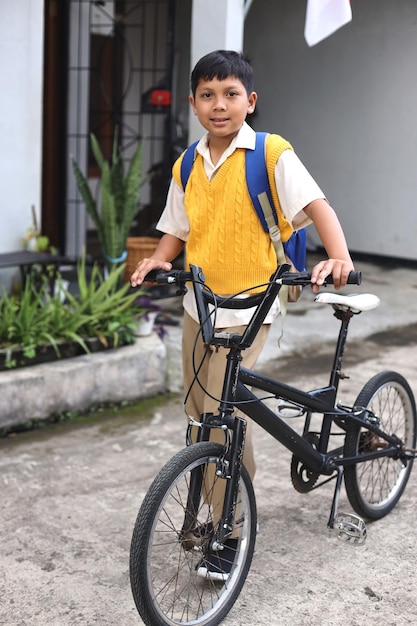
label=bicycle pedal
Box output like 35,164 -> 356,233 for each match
333,512 -> 367,545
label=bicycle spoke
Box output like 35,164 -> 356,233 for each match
130,442 -> 256,625
344,373 -> 416,520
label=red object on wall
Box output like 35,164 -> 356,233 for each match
150,89 -> 171,107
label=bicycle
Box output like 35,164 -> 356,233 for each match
129,263 -> 416,626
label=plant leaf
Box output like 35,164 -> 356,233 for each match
90,133 -> 105,170
122,142 -> 144,242
72,158 -> 102,235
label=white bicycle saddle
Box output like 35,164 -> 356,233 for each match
314,292 -> 380,313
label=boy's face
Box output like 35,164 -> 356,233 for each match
189,77 -> 257,143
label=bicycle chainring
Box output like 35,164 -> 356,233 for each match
290,432 -> 320,493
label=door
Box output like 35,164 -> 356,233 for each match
44,0 -> 177,259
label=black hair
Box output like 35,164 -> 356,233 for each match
190,50 -> 254,97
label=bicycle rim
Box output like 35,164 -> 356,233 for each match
344,371 -> 416,519
130,442 -> 257,626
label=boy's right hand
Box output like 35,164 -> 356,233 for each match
130,258 -> 172,287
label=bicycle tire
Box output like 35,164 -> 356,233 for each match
130,441 -> 257,626
344,371 -> 416,520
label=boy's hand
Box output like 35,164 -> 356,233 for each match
310,258 -> 355,293
130,258 -> 172,287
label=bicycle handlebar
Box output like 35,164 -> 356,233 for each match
141,264 -> 362,347
143,268 -> 362,289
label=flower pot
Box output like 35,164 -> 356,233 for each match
123,237 -> 160,283
137,312 -> 158,337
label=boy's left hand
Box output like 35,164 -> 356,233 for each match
310,258 -> 355,293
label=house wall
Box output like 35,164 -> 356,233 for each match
244,0 -> 417,260
0,0 -> 44,258
1,0 -> 416,276
188,0 -> 245,142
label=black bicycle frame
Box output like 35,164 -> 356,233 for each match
235,368 -> 404,471
190,262 -> 403,475
185,262 -> 404,534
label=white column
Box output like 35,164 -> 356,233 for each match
188,0 -> 245,142
0,0 -> 44,253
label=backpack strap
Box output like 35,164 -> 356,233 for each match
247,133 -> 301,338
180,140 -> 199,190
257,184 -> 292,334
246,132 -> 288,265
245,132 -> 273,234
246,132 -> 307,273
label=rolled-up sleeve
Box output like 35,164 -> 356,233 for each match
275,150 -> 326,230
156,178 -> 190,242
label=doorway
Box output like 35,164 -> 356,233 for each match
43,0 -> 178,259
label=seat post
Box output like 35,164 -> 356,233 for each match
328,310 -> 354,390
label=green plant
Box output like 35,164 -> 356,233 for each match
72,129 -> 144,269
0,286 -> 60,366
65,255 -> 144,347
0,255 -> 148,369
22,205 -> 56,253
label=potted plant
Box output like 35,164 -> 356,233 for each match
23,205 -> 56,253
134,293 -> 162,337
0,254 -> 149,370
72,128 -> 147,275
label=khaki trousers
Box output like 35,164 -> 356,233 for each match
181,311 -> 271,481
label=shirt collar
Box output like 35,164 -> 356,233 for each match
197,121 -> 256,156
195,122 -> 256,177
234,121 -> 257,150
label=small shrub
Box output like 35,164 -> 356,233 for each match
0,256 -> 147,369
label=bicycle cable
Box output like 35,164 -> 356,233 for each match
183,278 -> 280,416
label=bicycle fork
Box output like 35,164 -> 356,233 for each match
191,411 -> 247,548
183,343 -> 250,550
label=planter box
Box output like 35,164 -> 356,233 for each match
0,336 -> 167,434
0,338 -> 123,371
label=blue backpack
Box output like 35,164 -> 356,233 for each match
179,131 -> 307,273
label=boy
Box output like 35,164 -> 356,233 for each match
131,50 -> 354,577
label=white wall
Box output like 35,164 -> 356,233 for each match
0,0 -> 45,253
189,0 -> 245,142
244,0 -> 417,260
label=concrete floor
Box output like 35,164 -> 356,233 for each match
1,254 -> 417,625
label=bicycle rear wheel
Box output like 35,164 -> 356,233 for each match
344,371 -> 416,520
130,441 -> 257,626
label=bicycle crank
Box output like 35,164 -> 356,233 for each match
290,432 -> 320,493
333,512 -> 367,545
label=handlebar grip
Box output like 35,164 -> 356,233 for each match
143,270 -> 159,282
280,269 -> 362,287
142,269 -> 195,285
324,271 -> 362,285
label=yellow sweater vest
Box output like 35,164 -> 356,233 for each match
172,134 -> 293,295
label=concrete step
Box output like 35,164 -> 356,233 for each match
0,334 -> 166,434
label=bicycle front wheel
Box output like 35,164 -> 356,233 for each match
130,441 -> 257,626
344,371 -> 416,520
